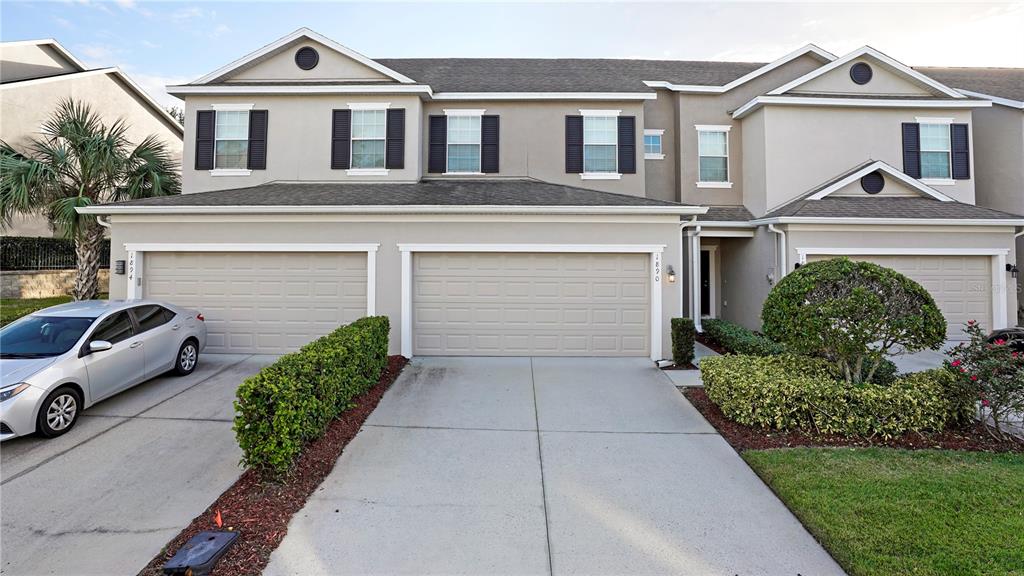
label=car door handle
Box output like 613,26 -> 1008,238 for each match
129,341 -> 143,348
171,324 -> 180,331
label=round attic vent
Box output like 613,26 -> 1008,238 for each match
850,62 -> 873,85
860,171 -> 885,194
295,47 -> 319,71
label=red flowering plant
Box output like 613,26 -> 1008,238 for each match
945,320 -> 1024,440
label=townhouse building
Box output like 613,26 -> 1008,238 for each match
82,28 -> 1024,359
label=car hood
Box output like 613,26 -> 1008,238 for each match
0,357 -> 59,386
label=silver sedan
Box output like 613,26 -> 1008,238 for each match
0,300 -> 207,440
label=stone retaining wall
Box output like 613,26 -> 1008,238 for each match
1,269 -> 111,299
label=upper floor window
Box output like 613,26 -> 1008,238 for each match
644,129 -> 664,160
214,111 -> 249,169
583,116 -> 618,173
919,123 -> 951,180
351,109 -> 386,169
696,125 -> 730,187
447,114 -> 481,173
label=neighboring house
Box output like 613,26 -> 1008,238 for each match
0,39 -> 184,237
915,66 -> 1024,323
81,28 -> 1023,359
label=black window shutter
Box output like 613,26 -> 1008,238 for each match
247,110 -> 268,170
481,115 -> 500,174
386,108 -> 405,169
951,123 -> 970,180
428,115 -> 447,173
331,110 -> 351,170
195,110 -> 214,170
565,116 -> 583,173
618,116 -> 636,174
901,123 -> 921,178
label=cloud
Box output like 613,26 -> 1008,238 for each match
209,24 -> 231,38
170,6 -> 212,22
141,40 -> 160,49
124,71 -> 192,109
74,43 -> 119,66
54,16 -> 75,29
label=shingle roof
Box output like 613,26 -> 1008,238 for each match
763,197 -> 1024,220
698,206 -> 754,222
105,179 -> 692,209
915,67 -> 1024,103
373,58 -> 765,93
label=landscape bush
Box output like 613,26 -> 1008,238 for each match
702,318 -> 786,356
701,354 -> 960,438
233,316 -> 390,478
946,321 -> 1024,439
671,318 -> 696,365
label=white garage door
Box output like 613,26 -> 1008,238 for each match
808,254 -> 992,339
145,252 -> 368,354
413,252 -> 650,356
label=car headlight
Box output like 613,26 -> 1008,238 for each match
0,383 -> 30,402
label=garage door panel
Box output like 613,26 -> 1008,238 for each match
807,254 -> 991,339
145,252 -> 367,354
413,252 -> 649,356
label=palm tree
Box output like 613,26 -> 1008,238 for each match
1,99 -> 180,300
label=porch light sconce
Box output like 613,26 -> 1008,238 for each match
666,265 -> 676,283
1006,263 -> 1019,279
115,260 -> 126,275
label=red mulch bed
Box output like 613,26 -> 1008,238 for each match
137,355 -> 408,576
694,333 -> 730,355
683,387 -> 1024,453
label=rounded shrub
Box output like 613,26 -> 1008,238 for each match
761,257 -> 946,384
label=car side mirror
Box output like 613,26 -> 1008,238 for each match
88,340 -> 113,353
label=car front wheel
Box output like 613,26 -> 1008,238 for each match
175,340 -> 199,376
37,387 -> 81,438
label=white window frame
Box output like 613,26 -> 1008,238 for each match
210,104 -> 253,176
644,129 -> 665,160
916,117 -> 954,185
580,109 -> 621,180
347,103 -> 390,176
443,109 -> 485,175
695,124 -> 731,188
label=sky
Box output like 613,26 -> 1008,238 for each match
2,1 -> 1023,109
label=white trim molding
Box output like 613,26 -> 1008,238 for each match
697,181 -> 733,189
346,168 -> 389,177
766,46 -> 965,99
348,102 -> 391,110
211,103 -> 255,111
432,92 -> 657,101
581,173 -> 623,180
209,169 -> 252,177
956,89 -> 1024,110
121,243 -> 380,316
803,160 -> 955,202
921,178 -> 955,186
695,124 -> 732,132
168,84 -> 433,96
79,204 -> 708,216
580,109 -> 621,117
645,153 -> 666,160
443,108 -> 486,116
751,216 -> 1024,226
396,243 -> 667,360
732,95 -> 990,119
643,44 -> 836,94
644,129 -> 665,135
915,116 -> 954,124
191,27 -> 415,85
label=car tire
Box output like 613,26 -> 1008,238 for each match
174,340 -> 199,376
37,387 -> 82,438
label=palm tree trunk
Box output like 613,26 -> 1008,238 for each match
73,224 -> 105,300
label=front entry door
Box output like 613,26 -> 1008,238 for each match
700,250 -> 711,317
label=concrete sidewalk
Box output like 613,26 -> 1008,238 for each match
264,356 -> 844,576
0,353 -> 275,576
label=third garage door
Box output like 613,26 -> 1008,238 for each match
413,252 -> 650,356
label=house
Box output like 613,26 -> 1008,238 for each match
0,39 -> 184,237
80,28 -> 1024,358
914,66 -> 1024,323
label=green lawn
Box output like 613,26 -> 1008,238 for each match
744,448 -> 1024,576
1,296 -> 74,326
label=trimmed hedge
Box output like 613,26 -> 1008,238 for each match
701,354 -> 960,438
233,316 -> 390,478
702,318 -> 786,356
671,318 -> 696,365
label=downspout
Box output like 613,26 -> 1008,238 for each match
768,224 -> 786,280
96,215 -> 111,229
682,218 -> 703,332
679,216 -> 697,322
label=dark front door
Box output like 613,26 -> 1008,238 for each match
700,250 -> 711,317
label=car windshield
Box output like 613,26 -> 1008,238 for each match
0,316 -> 95,358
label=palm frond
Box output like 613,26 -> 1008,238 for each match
0,141 -> 62,228
115,134 -> 181,202
49,195 -> 95,239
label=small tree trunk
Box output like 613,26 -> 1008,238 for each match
73,224 -> 105,300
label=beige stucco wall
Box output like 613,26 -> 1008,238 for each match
643,91 -> 678,203
757,105 -> 976,214
0,43 -> 79,83
741,107 -> 768,216
226,41 -> 392,83
789,58 -> 933,97
419,100 -> 647,197
718,229 -> 777,330
106,214 -> 683,359
181,94 -> 423,193
0,72 -> 184,237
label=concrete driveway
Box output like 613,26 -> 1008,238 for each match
1,353 -> 274,576
265,357 -> 844,576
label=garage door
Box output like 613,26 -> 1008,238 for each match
807,254 -> 992,339
145,252 -> 368,354
413,252 -> 650,356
